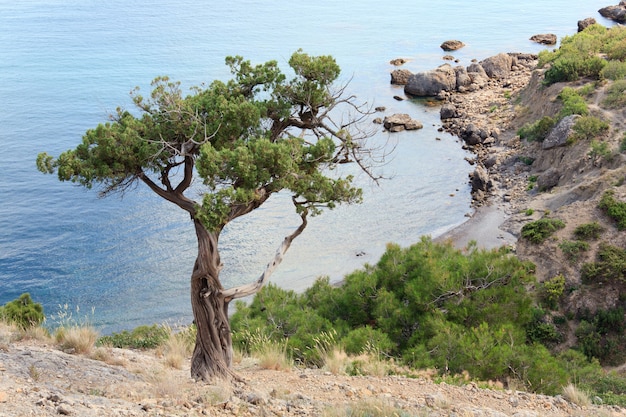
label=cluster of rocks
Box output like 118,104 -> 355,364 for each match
389,51 -> 538,204
600,1 -> 626,22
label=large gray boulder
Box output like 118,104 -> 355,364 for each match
543,115 -> 580,150
454,66 -> 472,91
466,62 -> 489,88
480,53 -> 514,79
537,168 -> 561,191
383,114 -> 423,132
599,3 -> 626,23
578,17 -> 597,32
404,64 -> 456,97
390,69 -> 412,85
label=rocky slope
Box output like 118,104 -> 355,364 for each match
1,328 -> 625,417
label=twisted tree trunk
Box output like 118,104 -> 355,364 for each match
189,219 -> 234,381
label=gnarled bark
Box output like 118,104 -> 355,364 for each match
189,219 -> 234,381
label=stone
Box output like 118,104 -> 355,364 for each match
404,64 -> 456,97
480,53 -> 514,79
0,391 -> 7,403
530,33 -> 557,45
578,17 -> 597,32
389,58 -> 407,66
599,4 -> 626,23
537,167 -> 561,191
440,103 -> 459,119
440,40 -> 465,51
390,69 -> 412,85
543,115 -> 580,149
383,114 -> 423,132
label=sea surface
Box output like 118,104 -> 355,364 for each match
0,0 -> 615,333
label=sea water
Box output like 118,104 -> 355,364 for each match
0,0 -> 614,332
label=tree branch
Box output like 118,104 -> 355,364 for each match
138,172 -> 196,214
221,204 -> 309,301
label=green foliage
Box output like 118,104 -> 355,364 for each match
589,140 -> 613,162
517,116 -> 555,142
581,243 -> 626,284
600,60 -> 626,81
559,240 -> 590,262
38,50 -> 368,232
519,156 -> 535,166
599,190 -> 626,230
602,79 -> 626,108
0,293 -> 45,329
540,275 -> 566,310
341,326 -> 394,356
558,87 -> 589,118
521,218 -> 566,244
97,324 -> 170,349
570,116 -> 609,143
575,309 -> 626,366
538,24 -> 612,85
524,208 -> 534,216
574,222 -> 605,240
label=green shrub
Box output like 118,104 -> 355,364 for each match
540,275 -> 566,309
602,79 -> 626,108
600,60 -> 626,81
558,87 -> 589,118
97,324 -> 170,349
574,222 -> 605,240
589,140 -> 613,162
569,116 -> 609,143
521,218 -> 566,243
341,326 -> 394,356
581,243 -> 626,284
559,240 -> 590,262
599,190 -> 626,230
544,55 -> 606,85
0,293 -> 45,329
517,116 -> 555,142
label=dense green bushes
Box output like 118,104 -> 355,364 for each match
599,190 -> 626,230
521,218 -> 565,243
232,238 -> 592,394
97,324 -> 170,349
0,293 -> 45,329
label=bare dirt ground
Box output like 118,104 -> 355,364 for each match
1,332 -> 625,417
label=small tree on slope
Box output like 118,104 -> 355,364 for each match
37,51 -> 379,381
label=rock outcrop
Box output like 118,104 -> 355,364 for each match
599,2 -> 626,23
404,64 -> 456,97
530,33 -> 557,45
383,114 -> 423,132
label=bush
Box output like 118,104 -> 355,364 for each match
570,116 -> 609,143
521,218 -> 566,243
574,222 -> 605,240
589,140 -> 613,162
0,293 -> 44,330
599,190 -> 626,230
558,87 -> 589,118
97,324 -> 170,349
559,240 -> 590,262
341,326 -> 394,356
540,275 -> 566,310
517,116 -> 555,142
602,79 -> 626,108
600,60 -> 626,81
581,243 -> 626,285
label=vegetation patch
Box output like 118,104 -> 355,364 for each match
599,190 -> 626,230
558,87 -> 589,118
97,324 -> 170,349
574,221 -> 605,240
521,218 -> 566,244
581,243 -> 626,284
559,240 -> 590,262
517,116 -> 555,142
569,116 -> 609,144
0,294 -> 44,330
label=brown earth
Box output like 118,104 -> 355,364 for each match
1,327 -> 625,417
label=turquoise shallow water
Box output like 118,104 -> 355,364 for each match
0,0 -> 614,332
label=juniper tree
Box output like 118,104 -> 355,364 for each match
37,50 -> 379,381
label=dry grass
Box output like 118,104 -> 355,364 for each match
322,398 -> 418,417
321,347 -> 349,375
254,341 -> 292,371
163,333 -> 192,369
55,325 -> 99,354
562,383 -> 592,407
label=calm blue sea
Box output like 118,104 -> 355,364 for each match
0,0 -> 614,333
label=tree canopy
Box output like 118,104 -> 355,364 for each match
37,50 -> 379,380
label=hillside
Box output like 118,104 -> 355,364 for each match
1,324 -> 624,417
